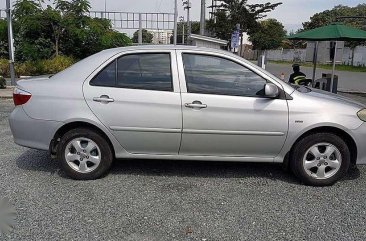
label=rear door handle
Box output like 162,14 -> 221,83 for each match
185,101 -> 207,109
93,95 -> 114,103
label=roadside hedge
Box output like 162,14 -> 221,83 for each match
0,56 -> 75,77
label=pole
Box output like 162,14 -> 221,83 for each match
200,0 -> 205,35
173,0 -> 178,45
187,2 -> 191,38
311,41 -> 319,83
182,22 -> 185,44
6,0 -> 16,86
138,13 -> 142,44
330,41 -> 337,92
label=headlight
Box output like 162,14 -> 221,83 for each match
357,109 -> 366,122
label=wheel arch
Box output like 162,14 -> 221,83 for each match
50,121 -> 116,158
289,126 -> 357,165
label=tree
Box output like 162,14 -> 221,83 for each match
0,20 -> 8,59
303,4 -> 366,31
249,19 -> 286,50
132,29 -> 154,43
174,21 -> 200,44
11,0 -> 131,61
207,0 -> 282,45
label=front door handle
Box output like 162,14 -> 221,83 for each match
185,101 -> 207,109
93,95 -> 114,103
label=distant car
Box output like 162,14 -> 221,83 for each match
8,45 -> 366,185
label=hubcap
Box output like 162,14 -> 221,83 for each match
64,138 -> 101,173
303,143 -> 342,180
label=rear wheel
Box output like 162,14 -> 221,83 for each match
290,133 -> 350,186
57,128 -> 113,180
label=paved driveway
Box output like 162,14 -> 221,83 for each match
1,96 -> 366,240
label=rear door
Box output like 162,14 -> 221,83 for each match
83,50 -> 182,155
177,50 -> 289,158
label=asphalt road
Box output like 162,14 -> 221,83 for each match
1,96 -> 366,241
265,63 -> 366,93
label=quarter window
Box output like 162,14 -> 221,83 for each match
90,60 -> 116,87
182,54 -> 267,97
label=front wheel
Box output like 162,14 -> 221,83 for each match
290,133 -> 350,186
57,128 -> 114,180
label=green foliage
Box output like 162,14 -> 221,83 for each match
207,0 -> 282,41
0,59 -> 10,77
16,38 -> 54,61
249,19 -> 286,50
11,0 -> 131,62
175,21 -> 200,44
0,56 -> 75,77
132,29 -> 154,43
0,20 -> 8,58
303,4 -> 366,31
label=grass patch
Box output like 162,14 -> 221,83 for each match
269,60 -> 366,72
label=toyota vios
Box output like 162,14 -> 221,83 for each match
9,46 -> 366,186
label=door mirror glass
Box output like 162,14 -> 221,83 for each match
264,83 -> 279,98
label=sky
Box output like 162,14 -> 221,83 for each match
1,0 -> 364,32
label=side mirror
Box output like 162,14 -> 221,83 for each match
264,83 -> 280,98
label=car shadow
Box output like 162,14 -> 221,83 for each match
16,149 -> 360,184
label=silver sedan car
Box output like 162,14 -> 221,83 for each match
9,45 -> 366,186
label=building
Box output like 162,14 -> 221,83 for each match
189,34 -> 228,49
150,30 -> 173,45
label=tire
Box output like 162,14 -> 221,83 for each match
290,133 -> 350,186
57,128 -> 114,180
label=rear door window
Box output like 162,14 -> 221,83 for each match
117,53 -> 173,91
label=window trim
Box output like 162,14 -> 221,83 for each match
181,53 -> 269,98
89,52 -> 174,92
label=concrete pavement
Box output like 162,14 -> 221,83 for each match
265,62 -> 366,93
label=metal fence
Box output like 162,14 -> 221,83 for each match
89,11 -> 175,30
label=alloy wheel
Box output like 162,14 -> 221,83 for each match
302,142 -> 342,180
64,137 -> 101,173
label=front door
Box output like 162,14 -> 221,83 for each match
177,52 -> 288,158
83,50 -> 182,155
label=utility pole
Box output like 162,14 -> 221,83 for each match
173,0 -> 178,45
6,0 -> 16,86
180,16 -> 185,44
138,13 -> 142,44
183,1 -> 191,39
200,0 -> 206,35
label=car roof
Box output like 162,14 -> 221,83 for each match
102,44 -> 233,56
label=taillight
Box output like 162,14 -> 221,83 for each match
13,88 -> 32,106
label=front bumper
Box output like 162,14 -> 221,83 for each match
9,106 -> 62,151
351,122 -> 366,164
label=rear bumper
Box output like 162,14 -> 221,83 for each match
9,106 -> 62,151
351,122 -> 366,164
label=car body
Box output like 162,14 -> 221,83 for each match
9,45 -> 366,185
